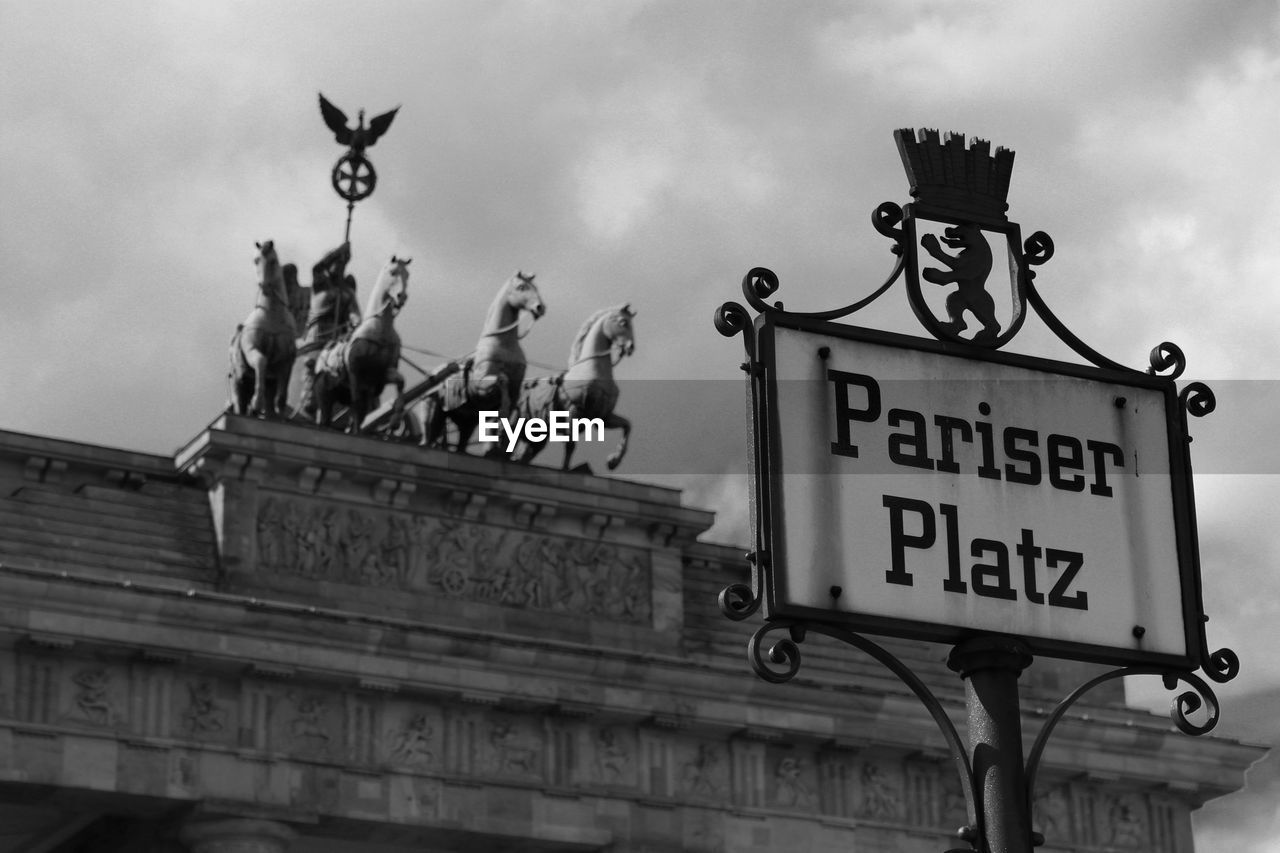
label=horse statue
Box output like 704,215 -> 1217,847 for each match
419,271 -> 546,453
312,256 -> 411,434
229,240 -> 297,418
512,303 -> 635,470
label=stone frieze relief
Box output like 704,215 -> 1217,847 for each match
255,495 -> 652,623
5,655 -> 1183,848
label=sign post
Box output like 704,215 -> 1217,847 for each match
714,129 -> 1238,852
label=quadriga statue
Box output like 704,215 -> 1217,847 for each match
311,256 -> 411,434
512,304 -> 635,470
419,271 -> 546,454
228,240 -> 298,419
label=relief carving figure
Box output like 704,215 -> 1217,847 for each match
919,222 -> 999,342
1105,794 -> 1145,847
475,558 -> 517,605
427,521 -> 494,597
562,541 -> 604,614
489,720 -> 539,776
343,508 -> 375,577
406,516 -> 434,587
70,668 -> 115,726
615,555 -> 649,620
774,756 -> 815,808
515,535 -> 566,610
288,693 -> 331,750
257,498 -> 281,568
860,763 -> 901,819
513,538 -> 547,608
279,500 -> 301,569
297,523 -> 320,578
594,727 -> 631,784
387,713 -> 435,767
680,744 -> 725,798
380,515 -> 410,585
182,680 -> 227,734
317,508 -> 342,578
1032,785 -> 1071,842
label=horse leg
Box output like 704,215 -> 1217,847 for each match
604,413 -> 632,470
560,439 -> 576,470
263,373 -> 281,420
313,371 -> 337,429
228,328 -> 248,415
231,370 -> 253,416
420,397 -> 444,448
300,358 -> 319,418
245,349 -> 269,416
273,360 -> 294,420
385,370 -> 406,435
456,412 -> 478,455
314,378 -> 330,428
511,431 -> 544,465
347,394 -> 366,435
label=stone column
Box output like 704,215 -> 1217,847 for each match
179,818 -> 296,853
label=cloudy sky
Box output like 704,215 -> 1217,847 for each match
2,1 -> 1278,848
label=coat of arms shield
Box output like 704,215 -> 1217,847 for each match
895,129 -> 1030,349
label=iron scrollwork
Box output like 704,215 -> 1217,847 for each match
717,580 -> 760,622
1025,656 -> 1238,848
738,618 -> 984,851
714,203 -> 908,346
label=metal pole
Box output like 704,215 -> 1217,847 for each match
344,199 -> 355,244
947,636 -> 1034,853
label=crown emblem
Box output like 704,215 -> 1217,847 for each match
894,128 -> 1014,225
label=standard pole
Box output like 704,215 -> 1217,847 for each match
947,636 -> 1034,853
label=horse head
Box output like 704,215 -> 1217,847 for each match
366,255 -> 411,319
606,303 -> 636,358
506,271 -> 546,319
253,240 -> 286,304
254,240 -> 279,278
568,303 -> 637,368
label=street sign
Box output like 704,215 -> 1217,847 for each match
716,129 -> 1237,851
752,313 -> 1201,668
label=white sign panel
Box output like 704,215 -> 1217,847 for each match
762,321 -> 1196,665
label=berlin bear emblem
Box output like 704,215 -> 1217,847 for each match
893,128 -> 1035,349
920,223 -> 1000,343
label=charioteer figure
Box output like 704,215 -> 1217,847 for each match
298,242 -> 362,417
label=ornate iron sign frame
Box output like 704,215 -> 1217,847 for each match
714,129 -> 1238,852
749,312 -> 1205,670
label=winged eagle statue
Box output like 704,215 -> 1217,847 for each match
318,93 -> 400,241
318,93 -> 400,156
